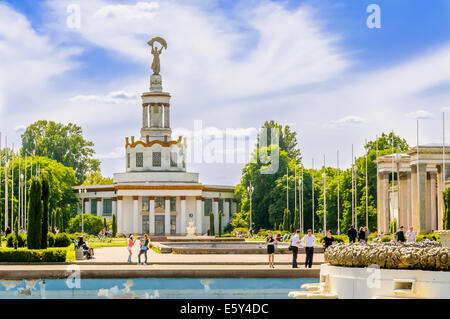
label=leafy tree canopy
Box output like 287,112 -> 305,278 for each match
21,120 -> 100,183
83,172 -> 113,185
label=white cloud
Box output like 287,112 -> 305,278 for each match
327,115 -> 367,127
407,110 -> 434,120
69,90 -> 140,103
46,0 -> 349,101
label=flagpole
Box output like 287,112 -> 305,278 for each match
443,112 -> 446,201
295,164 -> 297,217
337,149 -> 340,235
365,139 -> 368,229
286,166 -> 289,213
11,145 -> 14,231
352,144 -> 354,226
301,165 -> 304,233
323,154 -> 326,233
376,135 -> 379,232
24,156 -> 27,232
392,131 -> 395,233
312,158 -> 315,233
355,155 -> 358,230
18,157 -> 21,229
417,120 -> 420,234
4,135 -> 8,232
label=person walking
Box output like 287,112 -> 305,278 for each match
406,227 -> 416,242
290,230 -> 301,268
364,227 -> 370,241
266,230 -> 278,268
301,229 -> 317,268
127,234 -> 136,263
138,234 -> 150,265
396,226 -> 406,242
321,229 -> 335,250
347,225 -> 357,243
358,227 -> 366,242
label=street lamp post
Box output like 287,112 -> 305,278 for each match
79,188 -> 87,234
298,176 -> 302,233
247,183 -> 254,233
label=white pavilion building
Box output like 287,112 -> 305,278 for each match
75,44 -> 236,236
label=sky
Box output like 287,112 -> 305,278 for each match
0,0 -> 449,186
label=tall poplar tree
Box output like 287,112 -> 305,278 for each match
27,177 -> 43,249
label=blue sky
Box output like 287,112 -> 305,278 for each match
0,0 -> 449,185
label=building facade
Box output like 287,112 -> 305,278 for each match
75,51 -> 237,236
377,144 -> 450,234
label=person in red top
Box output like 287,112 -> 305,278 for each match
127,234 -> 136,263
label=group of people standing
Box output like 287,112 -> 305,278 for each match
126,234 -> 150,265
347,225 -> 371,243
265,229 -> 337,269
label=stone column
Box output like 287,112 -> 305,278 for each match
407,173 -> 412,228
224,199 -> 230,228
149,196 -> 155,236
165,196 -> 171,235
437,165 -> 444,230
117,196 -> 123,234
97,198 -> 103,217
213,198 -> 219,234
430,171 -> 437,231
378,172 -> 390,234
398,172 -> 409,228
417,163 -> 428,233
196,197 -> 203,235
143,104 -> 149,128
164,105 -> 170,128
133,196 -> 139,234
180,196 -> 186,235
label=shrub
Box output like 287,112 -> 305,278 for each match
0,249 -> 66,262
381,236 -> 392,242
233,227 -> 249,235
47,232 -> 55,247
333,234 -> 348,243
54,233 -> 72,247
6,234 -> 27,248
67,214 -> 104,235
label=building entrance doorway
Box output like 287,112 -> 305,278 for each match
155,215 -> 165,236
142,215 -> 149,234
170,215 -> 177,235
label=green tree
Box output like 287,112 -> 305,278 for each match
27,177 -> 43,249
21,120 -> 100,183
67,214 -> 104,235
444,188 -> 450,230
112,214 -> 117,237
218,211 -> 223,237
41,176 -> 50,249
209,212 -> 215,236
83,172 -> 113,185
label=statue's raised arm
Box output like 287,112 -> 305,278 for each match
148,37 -> 167,75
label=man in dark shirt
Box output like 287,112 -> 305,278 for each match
396,226 -> 406,242
347,225 -> 357,243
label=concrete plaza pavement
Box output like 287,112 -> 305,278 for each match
76,246 -> 325,265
